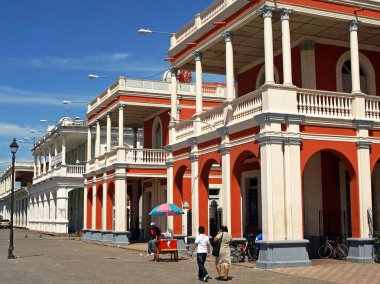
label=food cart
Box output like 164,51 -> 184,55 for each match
154,237 -> 178,262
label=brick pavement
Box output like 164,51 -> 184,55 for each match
0,229 -> 378,283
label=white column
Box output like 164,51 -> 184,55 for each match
106,112 -> 112,152
61,136 -> 66,166
349,20 -> 361,94
357,141 -> 372,237
48,145 -> 52,171
33,154 -> 37,177
224,31 -> 235,101
189,138 -> 199,236
221,144 -> 232,232
281,9 -> 293,86
92,184 -> 97,230
56,188 -> 68,233
283,133 -> 303,240
260,5 -> 275,84
87,126 -> 92,161
42,148 -> 46,174
166,148 -> 174,231
95,119 -> 101,157
118,104 -> 124,147
83,186 -> 88,230
38,155 -> 41,175
194,51 -> 203,114
170,67 -> 178,122
114,168 -> 127,231
54,141 -> 58,168
299,40 -> 316,89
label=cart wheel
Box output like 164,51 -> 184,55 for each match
174,251 -> 178,262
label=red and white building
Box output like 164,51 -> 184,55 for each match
84,0 -> 380,268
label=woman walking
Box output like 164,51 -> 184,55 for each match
190,226 -> 211,282
213,226 -> 232,281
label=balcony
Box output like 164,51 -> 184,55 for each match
173,85 -> 380,144
88,77 -> 226,114
33,164 -> 85,184
87,148 -> 166,173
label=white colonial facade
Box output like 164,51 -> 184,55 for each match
0,161 -> 34,228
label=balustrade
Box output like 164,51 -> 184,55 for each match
365,96 -> 380,121
125,149 -> 166,165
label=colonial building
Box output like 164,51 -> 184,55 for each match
0,161 -> 34,228
82,77 -> 226,244
28,117 -> 88,234
163,0 -> 380,268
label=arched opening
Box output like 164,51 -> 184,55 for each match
232,150 -> 261,238
341,60 -> 368,94
106,183 -> 115,231
87,187 -> 93,229
256,65 -> 280,89
68,188 -> 83,234
200,158 -> 222,237
96,185 -> 103,230
173,165 -> 186,235
152,118 -> 162,149
303,150 -> 355,258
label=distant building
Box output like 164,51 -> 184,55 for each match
0,161 -> 34,228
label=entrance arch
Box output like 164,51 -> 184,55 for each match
173,164 -> 190,235
232,149 -> 261,238
106,182 -> 115,231
302,148 -> 357,257
68,188 -> 83,233
87,187 -> 93,229
96,185 -> 103,230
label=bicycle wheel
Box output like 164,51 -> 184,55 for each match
247,245 -> 258,261
337,244 -> 348,260
318,245 -> 332,258
230,246 -> 241,263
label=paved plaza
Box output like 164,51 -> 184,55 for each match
0,229 -> 379,284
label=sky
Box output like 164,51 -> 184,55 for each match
0,0 -> 216,171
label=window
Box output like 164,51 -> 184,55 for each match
152,118 -> 162,149
341,60 -> 368,94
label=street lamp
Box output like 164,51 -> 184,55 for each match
8,138 -> 18,259
62,100 -> 89,105
137,28 -> 172,35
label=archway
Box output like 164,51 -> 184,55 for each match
173,165 -> 189,235
106,182 -> 115,231
200,156 -> 221,237
303,150 -> 356,257
68,188 -> 83,234
232,150 -> 261,238
96,185 -> 103,230
87,187 -> 93,229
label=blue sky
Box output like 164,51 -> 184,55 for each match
0,0 -> 215,170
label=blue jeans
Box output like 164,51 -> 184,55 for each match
197,253 -> 208,279
148,240 -> 155,254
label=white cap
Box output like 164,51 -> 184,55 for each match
150,222 -> 156,226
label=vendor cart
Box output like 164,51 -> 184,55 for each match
154,238 -> 178,262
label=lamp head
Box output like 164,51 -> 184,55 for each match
138,28 -> 152,35
10,138 -> 19,154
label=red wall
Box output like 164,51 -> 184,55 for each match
144,111 -> 170,148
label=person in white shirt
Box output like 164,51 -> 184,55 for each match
190,226 -> 211,282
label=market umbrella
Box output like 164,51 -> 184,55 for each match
149,203 -> 184,217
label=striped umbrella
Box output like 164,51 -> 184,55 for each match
149,203 -> 184,217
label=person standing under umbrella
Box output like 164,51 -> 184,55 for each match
189,226 -> 210,282
147,222 -> 161,257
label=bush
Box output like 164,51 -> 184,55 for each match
374,232 -> 380,263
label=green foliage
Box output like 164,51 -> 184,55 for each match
374,232 -> 380,263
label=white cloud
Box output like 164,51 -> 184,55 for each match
8,52 -> 166,73
0,85 -> 90,106
0,122 -> 33,138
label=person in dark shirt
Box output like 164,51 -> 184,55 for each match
147,222 -> 161,256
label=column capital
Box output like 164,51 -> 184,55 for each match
166,160 -> 173,168
257,135 -> 284,146
284,136 -> 302,146
260,5 -> 274,18
96,119 -> 101,125
223,31 -> 233,43
219,143 -> 231,155
193,50 -> 203,61
118,103 -> 125,110
355,119 -> 373,130
187,137 -> 198,147
169,67 -> 178,76
356,140 -> 371,150
164,145 -> 172,154
280,8 -> 292,20
189,153 -> 199,162
348,20 -> 360,32
107,112 -> 112,118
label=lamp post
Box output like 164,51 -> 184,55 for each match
8,138 -> 18,259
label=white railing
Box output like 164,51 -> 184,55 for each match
200,0 -> 226,24
88,77 -> 226,113
297,89 -> 353,118
200,105 -> 224,133
365,95 -> 380,121
66,165 -> 85,175
175,119 -> 194,141
126,149 -> 166,165
231,89 -> 262,124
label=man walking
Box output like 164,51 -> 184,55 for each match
190,226 -> 210,282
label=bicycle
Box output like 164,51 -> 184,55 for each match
318,237 -> 348,260
230,234 -> 258,263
